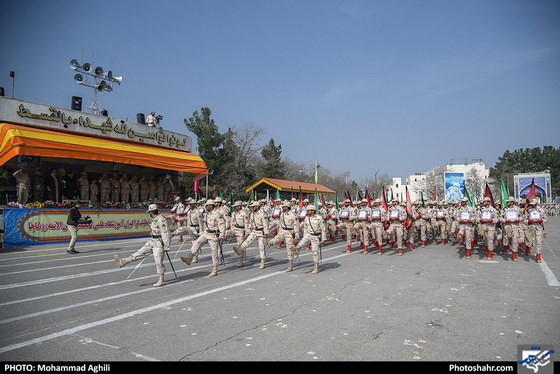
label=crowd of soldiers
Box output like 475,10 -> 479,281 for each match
114,193 -> 551,286
11,168 -> 174,206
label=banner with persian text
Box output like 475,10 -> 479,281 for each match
3,208 -> 178,247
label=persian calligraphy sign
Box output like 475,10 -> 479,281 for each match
0,96 -> 192,151
3,208 -> 179,247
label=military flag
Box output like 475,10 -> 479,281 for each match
381,186 -> 389,213
500,177 -> 508,208
403,186 -> 414,229
484,182 -> 496,208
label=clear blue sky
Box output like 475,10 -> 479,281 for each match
1,0 -> 559,184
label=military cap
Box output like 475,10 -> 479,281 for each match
146,203 -> 158,213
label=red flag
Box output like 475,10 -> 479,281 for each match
433,185 -> 437,201
405,186 -> 413,217
381,186 -> 388,213
403,186 -> 414,228
346,190 -> 354,207
526,178 -> 536,203
366,187 -> 371,207
299,186 -> 303,208
484,182 -> 496,208
524,178 -> 536,213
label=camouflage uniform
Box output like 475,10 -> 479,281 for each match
181,200 -> 227,276
294,205 -> 326,274
524,199 -> 548,263
114,204 -> 171,287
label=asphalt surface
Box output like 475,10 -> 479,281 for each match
0,217 -> 558,362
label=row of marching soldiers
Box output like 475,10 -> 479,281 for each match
168,194 -> 548,271
114,193 -> 548,287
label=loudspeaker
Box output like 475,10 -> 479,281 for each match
69,59 -> 81,70
71,96 -> 82,111
94,66 -> 104,76
83,63 -> 92,73
74,73 -> 84,83
137,113 -> 145,124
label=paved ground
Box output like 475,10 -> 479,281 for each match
0,217 -> 558,362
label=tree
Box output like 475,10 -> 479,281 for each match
220,123 -> 266,198
490,146 -> 560,196
260,138 -> 285,179
184,107 -> 230,186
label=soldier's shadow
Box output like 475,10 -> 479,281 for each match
296,261 -> 340,273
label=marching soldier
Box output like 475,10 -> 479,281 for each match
386,198 -> 407,255
181,199 -> 227,277
427,201 -> 436,243
226,201 -> 249,267
456,197 -> 476,259
290,198 -> 300,216
518,199 -> 528,252
325,201 -> 337,243
500,196 -> 522,261
414,201 -> 430,247
269,201 -> 282,238
234,201 -> 270,269
337,199 -> 356,252
369,198 -> 387,254
214,197 -> 231,228
114,204 -> 171,287
172,198 -> 202,254
478,197 -> 498,259
170,196 -> 185,239
404,202 -> 419,250
266,201 -> 301,272
449,201 -> 460,242
434,201 -> 448,244
524,198 -> 548,263
354,199 -> 371,253
293,204 -> 326,274
444,201 -> 453,243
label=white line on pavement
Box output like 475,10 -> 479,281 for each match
0,250 -> 351,355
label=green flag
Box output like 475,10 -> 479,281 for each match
500,177 -> 508,208
464,188 -> 471,207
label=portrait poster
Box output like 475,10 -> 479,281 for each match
444,172 -> 465,202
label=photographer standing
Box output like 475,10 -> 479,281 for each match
67,201 -> 89,254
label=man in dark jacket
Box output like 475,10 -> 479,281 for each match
66,201 -> 89,254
